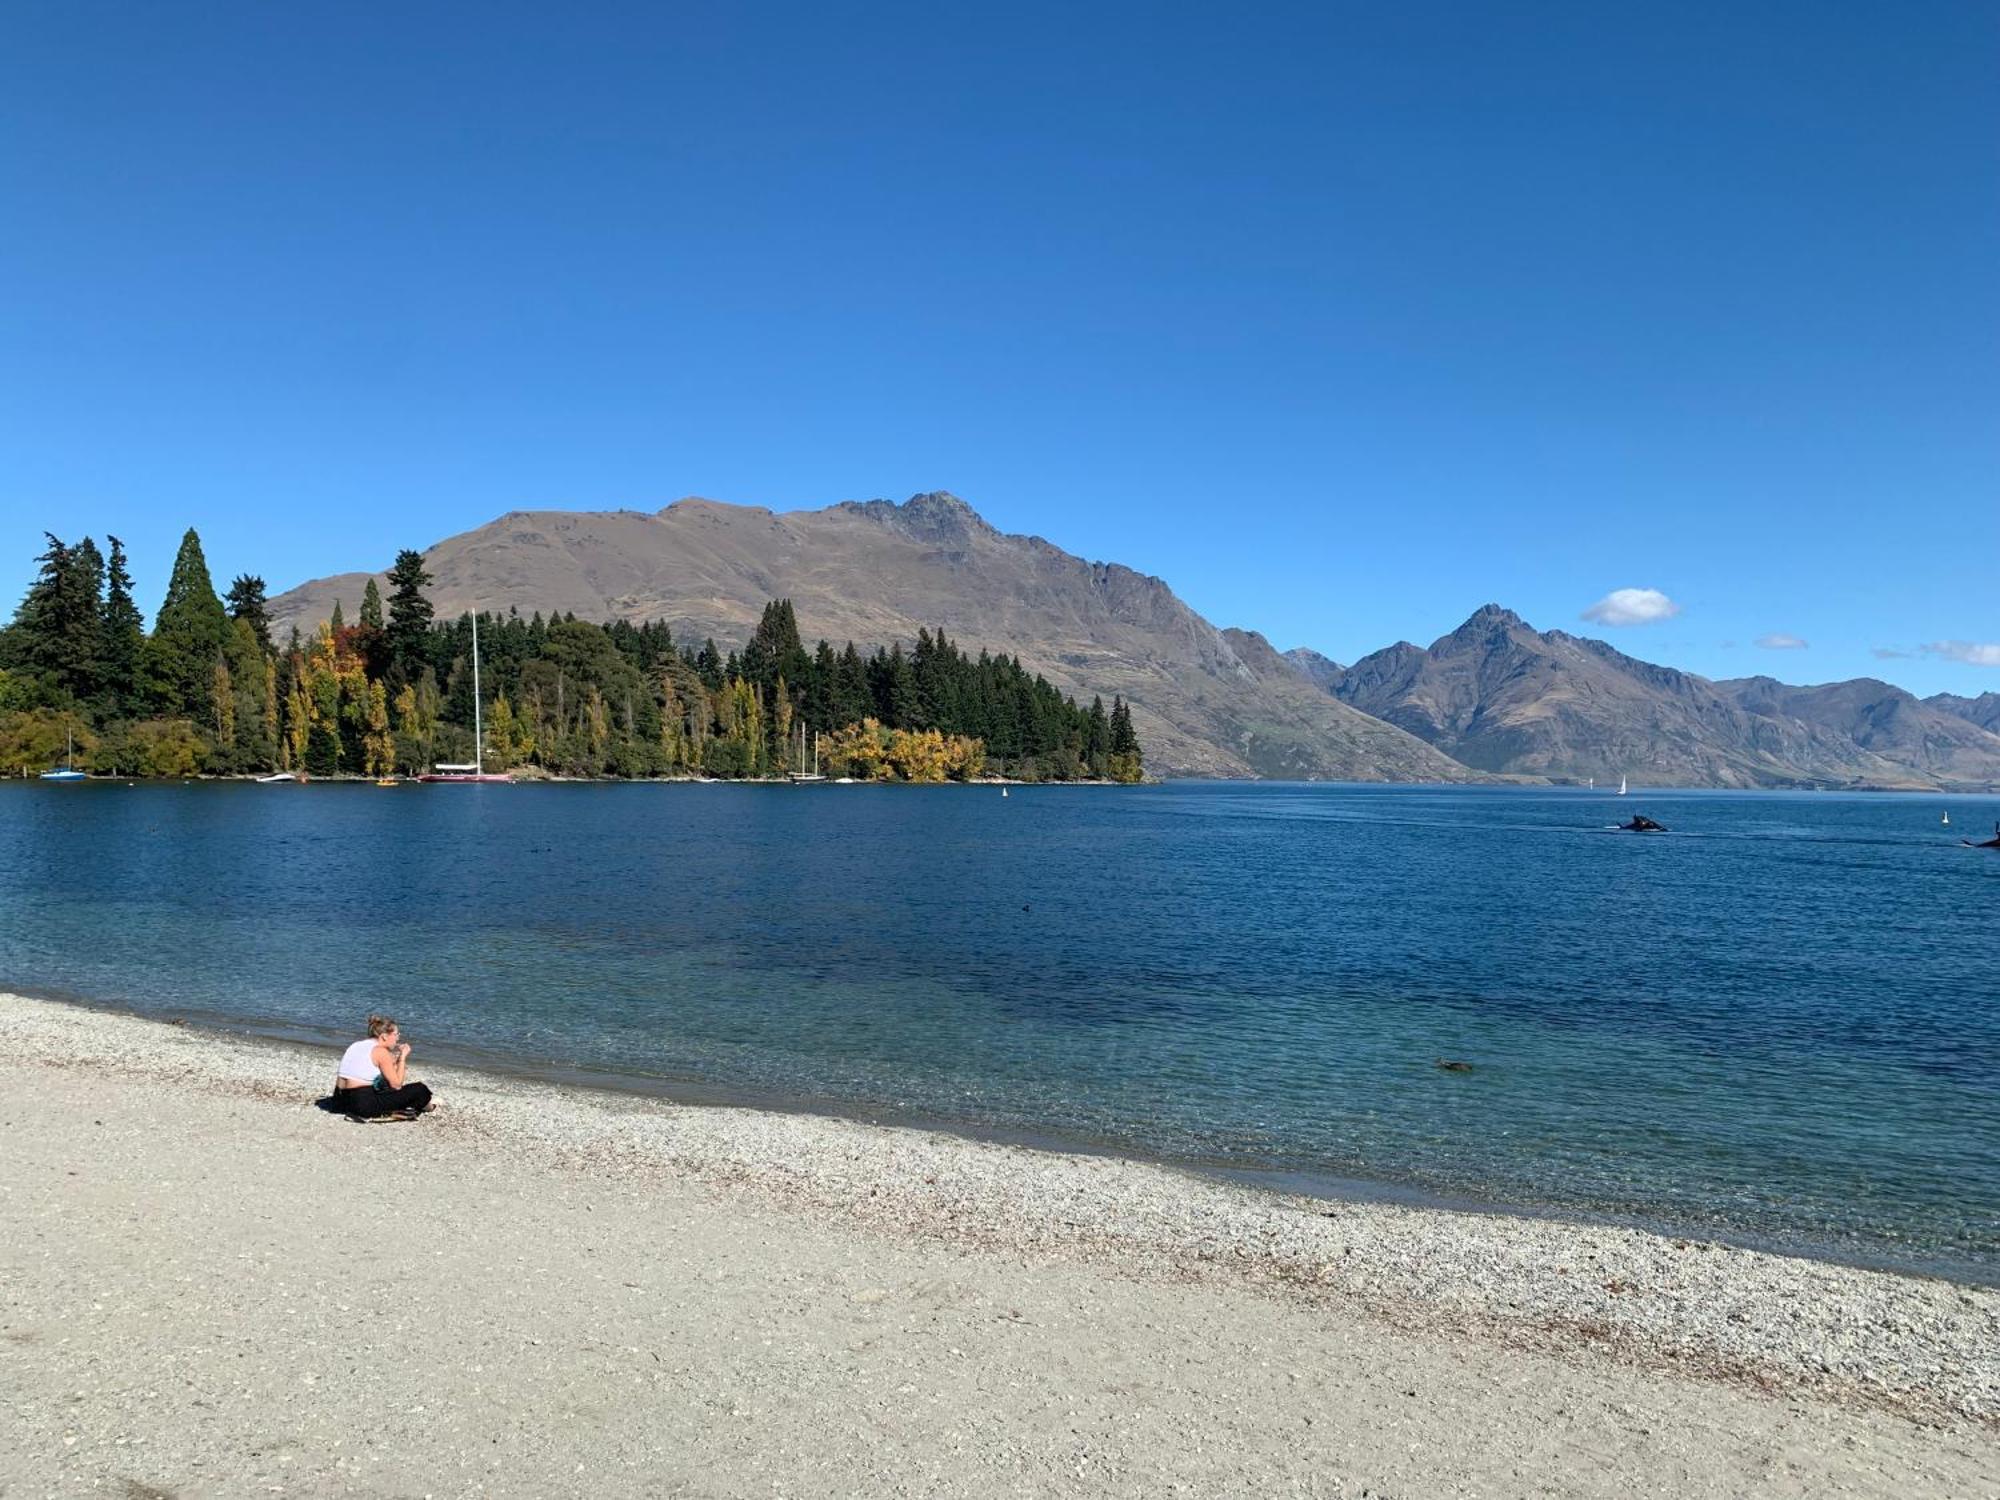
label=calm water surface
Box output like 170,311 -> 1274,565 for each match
4,780 -> 1996,1280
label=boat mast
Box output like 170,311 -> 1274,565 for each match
472,612 -> 484,777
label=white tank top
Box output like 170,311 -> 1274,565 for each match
339,1039 -> 383,1085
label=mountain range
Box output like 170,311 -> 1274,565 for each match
268,494 -> 2000,789
268,494 -> 1471,782
1315,606 -> 2000,790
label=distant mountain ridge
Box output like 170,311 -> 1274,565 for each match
267,493 -> 1474,782
266,496 -> 2000,788
1298,605 -> 2000,790
1928,691 -> 2000,734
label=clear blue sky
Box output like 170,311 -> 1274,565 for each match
4,2 -> 1995,692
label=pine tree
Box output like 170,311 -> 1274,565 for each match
224,617 -> 273,770
147,529 -> 231,720
806,640 -> 837,730
385,549 -> 434,681
225,574 -> 273,653
330,598 -> 345,635
695,638 -> 724,691
1085,695 -> 1111,776
1107,695 -> 1143,782
884,642 -> 919,728
359,577 -> 384,630
101,536 -> 145,715
9,534 -> 105,704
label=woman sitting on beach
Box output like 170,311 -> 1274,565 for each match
334,1014 -> 435,1118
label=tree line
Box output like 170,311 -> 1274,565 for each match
0,530 -> 1144,783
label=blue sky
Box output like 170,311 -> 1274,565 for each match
3,2 -> 1995,691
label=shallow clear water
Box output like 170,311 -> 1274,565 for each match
4,780 -> 1996,1280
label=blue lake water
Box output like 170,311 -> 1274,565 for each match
3,780 -> 1996,1281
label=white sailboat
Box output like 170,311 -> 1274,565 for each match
1942,810 -> 1950,826
39,728 -> 86,781
787,724 -> 826,782
420,613 -> 513,783
1617,775 -> 1628,796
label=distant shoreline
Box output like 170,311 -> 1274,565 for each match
6,770 -> 1995,792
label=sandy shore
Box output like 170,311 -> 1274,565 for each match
0,994 -> 1992,1497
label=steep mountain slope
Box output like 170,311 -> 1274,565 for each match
1714,677 -> 2000,788
1314,606 -> 2000,789
268,493 -> 1475,782
1281,647 -> 1346,695
1928,691 -> 2000,733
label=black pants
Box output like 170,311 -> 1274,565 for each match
346,1081 -> 432,1118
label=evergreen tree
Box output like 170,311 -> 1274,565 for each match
329,598 -> 345,634
225,574 -> 273,653
695,638 -> 724,691
146,529 -> 231,720
384,549 -> 434,681
359,577 -> 384,630
883,642 -> 919,728
7,534 -> 105,705
806,640 -> 838,729
1085,695 -> 1111,775
101,536 -> 145,714
224,616 -> 275,770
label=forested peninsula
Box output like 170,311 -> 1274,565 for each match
0,530 -> 1144,783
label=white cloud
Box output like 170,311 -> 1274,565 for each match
1755,633 -> 1808,650
1871,647 -> 1913,660
1581,588 -> 1681,627
1922,640 -> 2000,667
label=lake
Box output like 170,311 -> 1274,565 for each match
4,779 -> 1996,1281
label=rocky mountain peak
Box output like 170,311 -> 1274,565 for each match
834,491 -> 994,544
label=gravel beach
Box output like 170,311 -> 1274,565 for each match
1,991 -> 1993,1497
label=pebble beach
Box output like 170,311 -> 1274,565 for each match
1,991 -> 1993,1497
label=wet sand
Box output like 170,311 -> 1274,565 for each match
1,993 -> 1992,1497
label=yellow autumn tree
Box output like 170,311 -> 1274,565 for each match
824,718 -> 889,780
363,679 -> 394,776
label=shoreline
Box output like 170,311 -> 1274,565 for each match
10,773 -> 1999,794
13,981 -> 1992,1292
3,991 -> 1995,1435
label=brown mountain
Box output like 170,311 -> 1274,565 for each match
1310,605 -> 2000,790
1928,691 -> 2000,734
1281,646 -> 1346,695
1713,677 -> 2000,789
267,493 -> 1475,782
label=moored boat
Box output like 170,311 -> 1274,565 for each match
39,728 -> 86,781
416,614 -> 513,783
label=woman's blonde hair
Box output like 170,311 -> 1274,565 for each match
366,1013 -> 397,1038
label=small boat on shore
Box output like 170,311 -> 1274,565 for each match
255,771 -> 295,783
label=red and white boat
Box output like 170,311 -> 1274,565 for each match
418,763 -> 512,784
